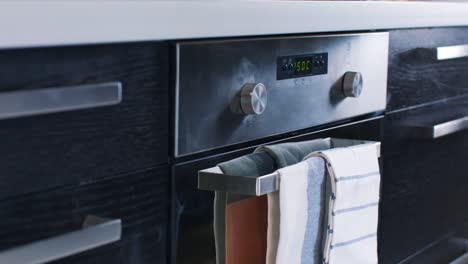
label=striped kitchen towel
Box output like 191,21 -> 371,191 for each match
269,157 -> 328,264
305,143 -> 381,264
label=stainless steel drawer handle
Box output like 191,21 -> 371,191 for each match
447,237 -> 468,264
450,252 -> 468,264
437,44 -> 468,60
0,82 -> 122,120
405,115 -> 468,139
198,138 -> 381,196
0,215 -> 122,264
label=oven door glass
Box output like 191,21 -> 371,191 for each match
172,118 -> 382,263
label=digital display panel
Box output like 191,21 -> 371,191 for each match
277,53 -> 328,80
293,57 -> 313,75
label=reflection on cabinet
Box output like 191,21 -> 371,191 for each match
388,27 -> 468,112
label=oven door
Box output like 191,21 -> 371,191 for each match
171,117 -> 383,264
380,96 -> 468,263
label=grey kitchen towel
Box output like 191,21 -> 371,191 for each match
218,151 -> 276,203
256,138 -> 331,264
218,152 -> 276,177
301,158 -> 328,264
214,152 -> 275,264
209,166 -> 227,264
257,139 -> 331,168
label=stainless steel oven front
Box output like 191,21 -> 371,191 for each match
172,32 -> 389,263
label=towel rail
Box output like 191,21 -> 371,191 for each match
198,138 -> 380,196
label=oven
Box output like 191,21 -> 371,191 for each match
170,32 -> 389,263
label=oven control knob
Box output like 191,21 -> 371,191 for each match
240,83 -> 267,115
342,71 -> 363,98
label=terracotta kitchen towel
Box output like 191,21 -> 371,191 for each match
215,152 -> 275,264
225,195 -> 268,264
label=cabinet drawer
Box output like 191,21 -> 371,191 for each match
380,98 -> 468,263
0,166 -> 169,264
0,42 -> 169,199
388,27 -> 468,112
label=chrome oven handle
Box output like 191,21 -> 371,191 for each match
0,82 -> 122,120
198,138 -> 381,196
0,215 -> 122,264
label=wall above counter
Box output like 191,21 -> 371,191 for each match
1,1 -> 468,49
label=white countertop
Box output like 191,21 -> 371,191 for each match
1,1 -> 468,49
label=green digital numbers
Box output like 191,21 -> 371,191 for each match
295,59 -> 310,72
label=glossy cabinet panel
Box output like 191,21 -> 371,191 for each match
380,100 -> 468,263
0,167 -> 169,264
0,42 -> 169,199
388,27 -> 468,112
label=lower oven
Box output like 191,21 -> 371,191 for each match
170,31 -> 389,263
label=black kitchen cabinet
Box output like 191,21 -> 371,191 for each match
0,42 -> 169,200
380,97 -> 468,263
0,166 -> 170,264
387,27 -> 468,113
380,27 -> 468,263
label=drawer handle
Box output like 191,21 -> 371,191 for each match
437,44 -> 468,60
198,138 -> 381,196
0,82 -> 122,120
404,115 -> 468,139
0,215 -> 122,264
450,252 -> 468,264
